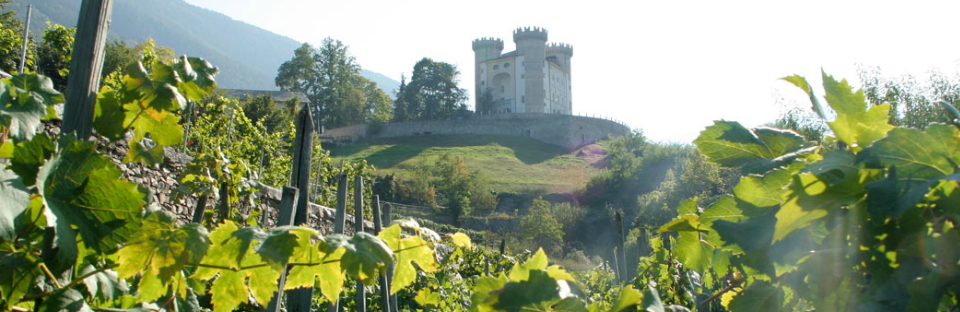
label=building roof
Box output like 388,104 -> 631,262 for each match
221,89 -> 309,103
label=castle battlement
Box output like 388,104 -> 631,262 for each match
513,26 -> 549,42
546,43 -> 573,56
472,37 -> 505,51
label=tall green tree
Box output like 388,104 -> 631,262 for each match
400,58 -> 468,120
276,38 -> 389,130
520,197 -> 565,256
392,74 -> 407,122
34,23 -> 74,90
0,0 -> 28,73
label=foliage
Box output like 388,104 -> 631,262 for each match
433,153 -> 498,224
519,197 -> 565,256
646,71 -> 960,311
859,66 -> 960,129
0,0 -> 29,74
276,39 -> 391,130
33,23 -> 74,91
397,57 -> 468,121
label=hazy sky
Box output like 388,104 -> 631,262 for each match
183,0 -> 960,143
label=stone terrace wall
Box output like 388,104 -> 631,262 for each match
323,113 -> 631,149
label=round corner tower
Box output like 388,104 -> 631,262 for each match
514,27 -> 549,113
472,37 -> 504,106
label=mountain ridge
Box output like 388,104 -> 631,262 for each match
7,0 -> 400,93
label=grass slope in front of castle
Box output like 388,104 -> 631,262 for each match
328,134 -> 605,194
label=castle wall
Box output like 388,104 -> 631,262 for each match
322,113 -> 631,149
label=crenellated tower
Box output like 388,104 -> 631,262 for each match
546,43 -> 573,74
472,37 -> 505,107
513,27 -> 549,113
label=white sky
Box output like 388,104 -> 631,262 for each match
182,0 -> 960,143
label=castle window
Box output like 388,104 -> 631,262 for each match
493,64 -> 499,70
504,62 -> 511,68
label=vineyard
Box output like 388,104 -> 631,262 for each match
4,2 -> 960,311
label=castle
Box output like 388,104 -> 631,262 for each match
473,27 -> 572,115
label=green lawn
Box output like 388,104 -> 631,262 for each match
328,134 -> 602,193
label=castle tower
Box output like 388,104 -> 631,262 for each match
513,27 -> 548,113
472,37 -> 504,109
546,43 -> 573,75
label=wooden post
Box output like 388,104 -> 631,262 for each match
615,211 -> 626,281
637,229 -> 649,258
612,248 -> 621,283
63,0 -> 113,140
383,200 -> 398,312
330,173 -> 348,312
382,201 -> 393,225
217,182 -> 229,223
191,195 -> 207,224
18,5 -> 31,74
334,173 -> 348,234
265,186 -> 299,312
286,104 -> 314,312
373,196 -> 392,312
354,175 -> 367,312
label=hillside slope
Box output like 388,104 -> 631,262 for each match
329,134 -> 606,193
7,0 -> 400,92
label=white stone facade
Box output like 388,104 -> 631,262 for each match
473,27 -> 572,115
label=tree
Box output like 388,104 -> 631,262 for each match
400,58 -> 468,120
0,0 -> 28,73
34,23 -> 75,90
392,74 -> 407,122
362,77 -> 392,124
858,66 -> 960,129
520,197 -> 565,256
276,39 -> 389,130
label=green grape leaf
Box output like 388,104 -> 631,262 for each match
0,141 -> 12,158
283,229 -> 344,302
0,252 -> 42,311
471,274 -> 509,312
93,90 -> 128,141
640,284 -> 665,312
821,72 -> 894,151
870,124 -> 960,179
508,248 -> 549,282
694,121 -> 808,174
40,288 -> 93,312
378,224 -> 437,293
863,167 -> 935,219
608,285 -> 643,312
171,56 -> 218,101
492,270 -> 560,312
192,222 -> 281,311
657,215 -> 703,233
727,281 -> 784,312
781,75 -> 827,120
10,133 -> 55,186
732,163 -> 800,208
37,135 -> 146,268
122,62 -> 186,112
415,288 -> 441,307
675,230 -> 712,273
448,232 -> 473,249
0,168 -> 30,242
124,140 -> 165,165
0,73 -> 63,141
116,210 -> 209,301
258,226 -> 317,270
322,232 -> 393,285
80,264 -> 126,301
700,195 -> 744,225
122,99 -> 183,158
713,209 -> 776,253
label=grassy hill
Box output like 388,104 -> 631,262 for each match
7,0 -> 400,93
328,134 -> 606,193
